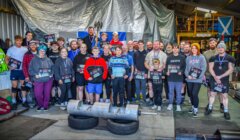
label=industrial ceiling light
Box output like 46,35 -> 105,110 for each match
195,7 -> 217,14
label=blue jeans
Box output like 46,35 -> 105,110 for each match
112,77 -> 125,106
168,82 -> 182,105
135,79 -> 146,100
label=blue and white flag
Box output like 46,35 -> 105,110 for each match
77,31 -> 127,45
218,16 -> 233,35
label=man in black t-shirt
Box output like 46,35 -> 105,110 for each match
205,41 -> 235,120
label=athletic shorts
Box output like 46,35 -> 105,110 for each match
87,83 -> 102,94
10,70 -> 25,80
209,78 -> 229,94
76,73 -> 87,86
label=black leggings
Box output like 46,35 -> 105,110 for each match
100,78 -> 111,99
59,82 -> 71,103
113,77 -> 125,106
187,82 -> 201,108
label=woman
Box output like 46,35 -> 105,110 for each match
185,43 -> 206,117
29,44 -> 54,111
54,48 -> 75,110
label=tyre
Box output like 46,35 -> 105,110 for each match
68,114 -> 99,130
107,119 -> 139,135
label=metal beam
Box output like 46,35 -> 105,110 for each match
175,0 -> 240,18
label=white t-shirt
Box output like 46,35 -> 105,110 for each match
145,50 -> 167,68
7,46 -> 28,70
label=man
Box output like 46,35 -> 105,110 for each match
146,41 -> 153,53
205,41 -> 235,120
6,35 -> 28,110
127,40 -> 134,58
68,40 -> 80,62
145,40 -> 167,105
179,41 -> 185,54
180,42 -> 191,104
203,38 -> 223,112
22,40 -> 38,107
159,41 -> 165,51
122,45 -> 134,103
83,27 -> 95,54
22,31 -> 33,47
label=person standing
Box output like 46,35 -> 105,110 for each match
166,44 -> 186,111
22,31 -> 33,47
83,27 -> 95,54
68,40 -> 80,62
203,38 -> 223,112
134,40 -> 147,103
54,48 -> 75,110
205,41 -> 235,120
6,35 -> 28,110
73,44 -> 91,102
185,43 -> 207,117
144,40 -> 167,106
84,47 -> 108,104
29,45 -> 54,111
146,41 -> 153,53
109,46 -> 129,107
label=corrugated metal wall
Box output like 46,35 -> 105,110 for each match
0,0 -> 26,41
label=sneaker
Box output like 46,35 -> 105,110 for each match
60,106 -> 66,110
146,98 -> 150,103
11,103 -> 17,110
147,100 -> 154,106
135,100 -> 139,104
99,98 -> 104,102
36,107 -> 42,112
193,111 -> 198,117
105,99 -> 110,103
176,105 -> 182,112
205,104 -> 209,111
188,108 -> 193,113
151,105 -> 157,110
43,108 -> 48,112
157,106 -> 161,111
224,112 -> 231,120
22,102 -> 29,108
64,101 -> 68,106
220,104 -> 224,113
180,97 -> 185,104
205,109 -> 212,115
167,104 -> 173,111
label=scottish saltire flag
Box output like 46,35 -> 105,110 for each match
218,16 -> 233,35
77,31 -> 127,45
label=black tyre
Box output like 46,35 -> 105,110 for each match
107,119 -> 139,135
68,114 -> 99,130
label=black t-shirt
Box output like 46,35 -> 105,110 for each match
47,51 -> 59,64
209,53 -> 235,82
73,53 -> 91,73
101,54 -> 111,63
166,54 -> 186,82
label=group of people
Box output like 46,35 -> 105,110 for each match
2,27 -> 235,120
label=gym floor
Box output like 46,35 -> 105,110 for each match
1,86 -> 240,139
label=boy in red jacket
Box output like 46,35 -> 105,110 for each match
84,47 -> 108,104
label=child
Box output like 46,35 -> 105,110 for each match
109,46 -> 129,107
84,47 -> 108,104
150,59 -> 163,111
92,32 -> 109,55
101,44 -> 112,103
54,48 -> 75,110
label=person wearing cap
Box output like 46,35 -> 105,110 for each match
203,38 -> 224,112
109,32 -> 123,56
29,44 -> 54,111
185,43 -> 207,117
205,41 -> 235,120
6,35 -> 28,110
22,40 -> 38,107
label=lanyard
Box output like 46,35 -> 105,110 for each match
218,53 -> 226,66
71,50 -> 78,57
89,36 -> 94,43
153,51 -> 160,59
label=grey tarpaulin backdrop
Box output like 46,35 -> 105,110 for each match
11,0 -> 176,44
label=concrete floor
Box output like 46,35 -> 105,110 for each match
16,86 -> 240,139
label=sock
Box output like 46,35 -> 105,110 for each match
194,108 -> 198,113
208,104 -> 213,110
12,98 -> 17,104
22,97 -> 27,103
224,107 -> 228,113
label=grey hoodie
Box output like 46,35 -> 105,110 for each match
29,55 -> 54,82
185,54 -> 207,83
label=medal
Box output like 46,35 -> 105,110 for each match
218,53 -> 226,70
219,66 -> 222,69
